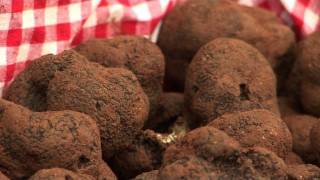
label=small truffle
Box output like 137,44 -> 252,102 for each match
145,93 -> 184,131
5,50 -> 149,159
185,38 -> 279,126
75,36 -> 165,118
283,115 -> 318,163
109,130 -> 166,179
209,109 -> 292,159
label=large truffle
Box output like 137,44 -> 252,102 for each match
158,0 -> 294,88
75,36 -> 164,118
283,115 -> 318,163
287,32 -> 320,116
142,126 -> 288,179
5,50 -> 149,159
208,109 -> 292,159
0,99 -> 115,179
185,38 -> 279,126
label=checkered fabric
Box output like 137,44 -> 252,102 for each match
0,0 -> 319,95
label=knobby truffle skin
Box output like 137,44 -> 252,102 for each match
4,50 -> 150,159
141,126 -> 288,179
0,99 -> 116,179
185,38 -> 279,127
29,168 -> 95,180
209,109 -> 292,159
75,36 -> 165,119
157,0 -> 294,89
287,164 -> 320,180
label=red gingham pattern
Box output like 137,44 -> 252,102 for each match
0,0 -> 319,95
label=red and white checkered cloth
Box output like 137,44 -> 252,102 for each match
0,0 -> 319,95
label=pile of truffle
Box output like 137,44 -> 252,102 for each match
0,0 -> 320,179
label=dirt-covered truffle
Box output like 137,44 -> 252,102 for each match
185,38 -> 279,127
158,0 -> 294,88
75,36 -> 164,118
108,130 -> 166,179
145,93 -> 184,130
5,50 -> 149,159
283,115 -> 318,163
0,99 -> 116,179
29,168 -> 95,180
288,32 -> 320,116
133,170 -> 159,180
208,109 -> 292,159
287,164 -> 320,180
145,126 -> 288,179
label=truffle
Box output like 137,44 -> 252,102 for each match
310,121 -> 320,164
5,50 -> 149,159
209,109 -> 292,159
0,99 -> 115,179
145,92 -> 184,131
150,126 -> 288,179
75,36 -> 165,118
283,114 -> 318,163
185,38 -> 279,126
108,130 -> 166,179
288,32 -> 320,116
158,0 -> 294,88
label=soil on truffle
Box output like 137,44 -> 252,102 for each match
5,50 -> 150,160
75,36 -> 165,118
148,126 -> 289,179
185,38 -> 279,127
208,109 -> 292,159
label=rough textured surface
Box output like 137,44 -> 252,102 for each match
29,168 -> 95,180
288,32 -> 320,116
185,38 -> 279,127
145,93 -> 184,131
109,130 -> 166,179
75,36 -> 164,118
5,50 -> 149,159
287,164 -> 320,180
0,99 -> 116,179
133,170 -> 159,180
209,109 -> 292,159
144,126 -> 289,179
158,0 -> 295,89
283,115 -> 318,163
